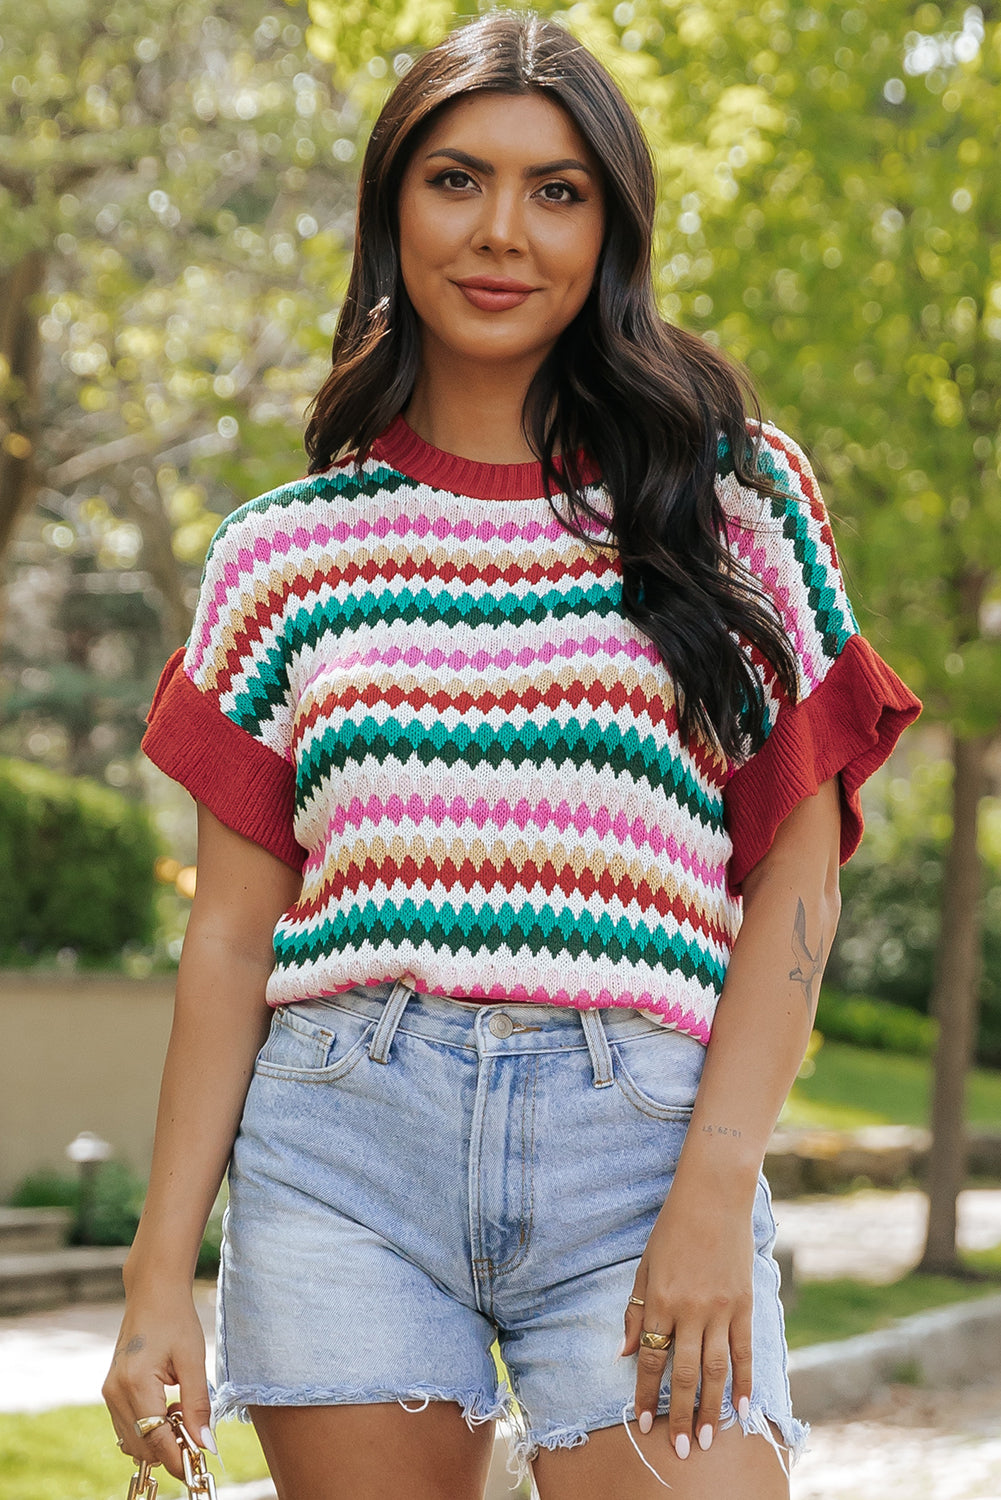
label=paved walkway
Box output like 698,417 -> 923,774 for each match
795,1380 -> 1001,1499
772,1187 -> 1001,1284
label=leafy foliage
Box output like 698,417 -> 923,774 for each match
817,987 -> 938,1057
1,0 -> 360,784
8,1164 -> 226,1268
0,756 -> 157,961
826,764 -> 1001,1064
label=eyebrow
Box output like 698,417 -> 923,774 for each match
424,147 -> 593,178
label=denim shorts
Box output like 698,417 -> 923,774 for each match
214,979 -> 807,1481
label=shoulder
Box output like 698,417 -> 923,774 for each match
715,420 -> 831,536
202,454 -> 405,565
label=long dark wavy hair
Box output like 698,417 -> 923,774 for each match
304,10 -> 799,758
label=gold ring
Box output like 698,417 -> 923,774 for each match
627,1295 -> 645,1307
134,1415 -> 168,1438
639,1330 -> 674,1351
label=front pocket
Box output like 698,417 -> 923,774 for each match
255,1001 -> 376,1082
611,1027 -> 705,1119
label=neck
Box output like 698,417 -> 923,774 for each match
404,334 -> 548,464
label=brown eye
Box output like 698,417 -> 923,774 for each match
432,169 -> 476,191
538,180 -> 582,204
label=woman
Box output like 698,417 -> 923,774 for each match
103,12 -> 921,1499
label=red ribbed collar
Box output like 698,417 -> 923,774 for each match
370,413 -> 600,501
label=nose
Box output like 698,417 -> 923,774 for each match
473,185 -> 528,256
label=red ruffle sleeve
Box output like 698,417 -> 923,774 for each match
142,648 -> 305,872
724,634 -> 922,895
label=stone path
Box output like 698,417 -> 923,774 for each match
794,1380 -> 1001,1499
773,1187 -> 1001,1283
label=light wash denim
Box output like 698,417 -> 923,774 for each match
214,978 -> 807,1481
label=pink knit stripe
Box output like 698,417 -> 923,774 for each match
189,510 -> 592,673
300,631 -> 660,694
727,522 -> 821,691
301,794 -> 725,891
275,973 -> 711,1043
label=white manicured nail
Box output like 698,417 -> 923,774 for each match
675,1432 -> 690,1459
638,1410 -> 653,1434
698,1424 -> 713,1451
738,1396 -> 750,1422
200,1427 -> 218,1455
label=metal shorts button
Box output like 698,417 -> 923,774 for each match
488,1011 -> 514,1039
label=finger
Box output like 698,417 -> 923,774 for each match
620,1270 -> 649,1354
103,1375 -> 161,1469
173,1355 -> 216,1456
632,1324 -> 675,1436
621,1296 -> 648,1354
694,1325 -> 730,1452
729,1306 -> 754,1427
126,1388 -> 187,1481
666,1329 -> 702,1458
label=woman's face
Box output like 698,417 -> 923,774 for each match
397,91 -> 606,372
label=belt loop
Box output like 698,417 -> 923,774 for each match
579,1008 -> 614,1088
368,977 -> 415,1064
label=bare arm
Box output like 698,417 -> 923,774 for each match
623,775 -> 842,1456
103,804 -> 302,1478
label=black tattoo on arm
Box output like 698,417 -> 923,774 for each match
701,1123 -> 743,1139
789,897 -> 824,1020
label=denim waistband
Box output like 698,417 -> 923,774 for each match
291,979 -> 687,1089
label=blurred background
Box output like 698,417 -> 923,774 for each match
0,2 -> 999,1495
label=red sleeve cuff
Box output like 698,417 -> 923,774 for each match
724,634 -> 922,895
142,648 -> 305,873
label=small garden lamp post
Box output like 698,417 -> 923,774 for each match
65,1131 -> 112,1245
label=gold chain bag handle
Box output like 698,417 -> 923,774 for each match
126,1411 -> 218,1499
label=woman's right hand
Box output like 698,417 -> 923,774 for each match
102,1285 -> 215,1483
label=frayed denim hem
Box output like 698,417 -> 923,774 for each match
509,1397 -> 808,1491
507,1400 -> 671,1489
718,1395 -> 810,1471
211,1380 -> 515,1433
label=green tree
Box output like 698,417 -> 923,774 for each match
306,0 -> 1000,1272
609,0 -> 1000,1276
0,0 -> 359,777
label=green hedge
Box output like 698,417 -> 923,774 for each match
9,1167 -> 223,1272
827,763 -> 1001,1067
0,757 -> 157,962
816,988 -> 937,1057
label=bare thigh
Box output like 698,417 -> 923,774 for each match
248,1402 -> 495,1500
532,1415 -> 791,1500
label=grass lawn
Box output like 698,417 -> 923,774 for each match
785,1259 -> 1001,1348
0,1405 -> 269,1500
781,1040 -> 1001,1131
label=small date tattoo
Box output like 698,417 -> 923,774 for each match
789,897 -> 824,1019
701,1123 -> 743,1139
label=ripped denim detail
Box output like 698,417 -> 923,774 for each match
211,1379 -> 515,1433
617,1393 -> 810,1487
507,1395 -> 808,1491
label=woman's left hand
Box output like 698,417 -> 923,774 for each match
622,1176 -> 755,1458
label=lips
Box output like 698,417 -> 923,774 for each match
453,277 -> 537,312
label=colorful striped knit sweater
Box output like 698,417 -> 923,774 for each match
144,416 -> 921,1043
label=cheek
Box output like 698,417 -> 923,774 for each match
555,227 -> 603,306
399,196 -> 461,278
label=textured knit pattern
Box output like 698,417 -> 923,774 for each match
144,419 -> 921,1043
